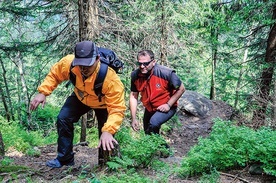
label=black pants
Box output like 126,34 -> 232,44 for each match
143,107 -> 177,134
56,93 -> 107,165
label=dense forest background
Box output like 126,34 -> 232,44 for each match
0,0 -> 275,130
0,0 -> 275,182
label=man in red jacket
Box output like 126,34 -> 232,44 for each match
129,50 -> 185,136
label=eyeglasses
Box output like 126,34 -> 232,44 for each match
136,60 -> 153,67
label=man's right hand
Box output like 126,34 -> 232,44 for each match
29,93 -> 46,111
131,119 -> 140,132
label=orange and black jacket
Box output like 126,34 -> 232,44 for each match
131,64 -> 182,112
38,54 -> 126,135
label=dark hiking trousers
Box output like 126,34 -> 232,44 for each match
143,107 -> 177,135
56,93 -> 108,165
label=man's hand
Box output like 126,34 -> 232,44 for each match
98,131 -> 118,151
157,103 -> 170,113
29,93 -> 46,111
131,119 -> 140,132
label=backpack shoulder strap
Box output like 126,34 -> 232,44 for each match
94,62 -> 108,102
66,63 -> 76,88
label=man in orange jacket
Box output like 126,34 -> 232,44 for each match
30,41 -> 126,168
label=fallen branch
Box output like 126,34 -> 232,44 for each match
219,171 -> 250,183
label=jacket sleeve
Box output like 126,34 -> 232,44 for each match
101,69 -> 126,134
38,55 -> 74,96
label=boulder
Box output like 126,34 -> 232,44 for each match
178,90 -> 213,118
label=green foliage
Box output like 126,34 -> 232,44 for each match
29,104 -> 60,131
26,147 -> 41,157
0,165 -> 31,173
0,120 -> 57,153
0,164 -> 35,182
107,127 -> 170,170
198,169 -> 220,183
0,157 -> 14,166
99,163 -> 170,182
0,115 -> 98,155
178,119 -> 276,177
248,127 -> 276,176
99,171 -> 153,183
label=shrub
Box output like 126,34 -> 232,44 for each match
1,119 -> 57,153
107,127 -> 170,170
178,119 -> 276,177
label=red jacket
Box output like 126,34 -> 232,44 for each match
131,64 -> 182,112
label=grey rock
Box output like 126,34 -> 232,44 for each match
249,163 -> 264,175
178,90 -> 213,118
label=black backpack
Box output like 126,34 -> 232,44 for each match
68,47 -> 124,102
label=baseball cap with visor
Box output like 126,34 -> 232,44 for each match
72,41 -> 98,66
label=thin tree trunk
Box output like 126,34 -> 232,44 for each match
234,38 -> 251,108
160,0 -> 168,65
210,28 -> 218,100
0,56 -> 14,121
78,0 -> 99,142
12,51 -> 30,127
0,76 -> 10,121
87,110 -> 96,128
80,114 -> 87,142
272,81 -> 276,126
0,131 -> 5,156
252,4 -> 276,128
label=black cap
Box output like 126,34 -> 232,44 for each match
72,41 -> 98,66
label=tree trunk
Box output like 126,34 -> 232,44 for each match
210,28 -> 218,100
160,0 -> 168,65
234,37 -> 251,109
272,82 -> 276,126
87,110 -> 96,128
252,4 -> 276,128
78,0 -> 99,41
0,131 -> 5,156
0,75 -> 10,121
0,56 -> 14,121
80,111 -> 96,143
78,0 -> 99,142
80,114 -> 87,142
11,51 -> 30,127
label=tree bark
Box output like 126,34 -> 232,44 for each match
160,0 -> 168,65
252,4 -> 276,128
0,56 -> 14,121
0,74 -> 10,121
210,28 -> 218,100
78,0 -> 99,142
234,36 -> 251,109
78,0 -> 99,41
0,131 -> 5,156
80,114 -> 87,142
11,51 -> 30,127
272,82 -> 276,126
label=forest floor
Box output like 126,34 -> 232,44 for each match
1,100 -> 276,183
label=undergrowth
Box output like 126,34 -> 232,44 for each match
0,119 -> 57,154
107,127 -> 171,170
1,114 -> 276,182
178,118 -> 276,177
